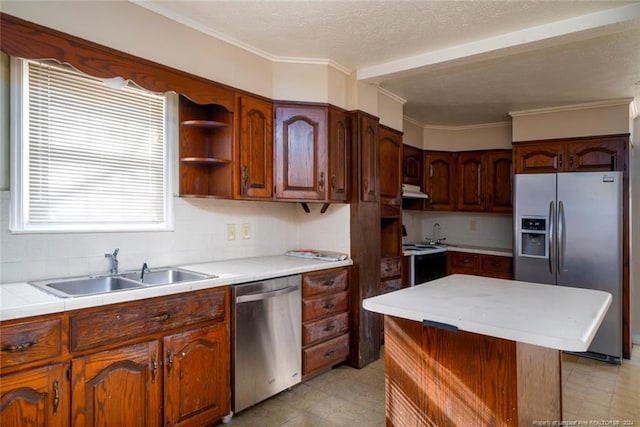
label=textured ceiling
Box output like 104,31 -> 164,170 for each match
134,0 -> 640,126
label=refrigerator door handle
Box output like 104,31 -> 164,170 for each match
548,201 -> 555,274
558,200 -> 565,274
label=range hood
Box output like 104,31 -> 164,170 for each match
402,184 -> 429,199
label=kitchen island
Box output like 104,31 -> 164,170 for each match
363,274 -> 612,426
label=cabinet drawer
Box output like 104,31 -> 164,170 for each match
302,268 -> 348,298
449,252 -> 481,271
70,289 -> 226,352
0,315 -> 64,369
302,291 -> 348,322
379,278 -> 402,295
482,255 -> 512,275
303,333 -> 349,375
302,312 -> 349,346
380,257 -> 402,279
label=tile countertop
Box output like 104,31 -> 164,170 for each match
363,274 -> 611,352
0,255 -> 353,322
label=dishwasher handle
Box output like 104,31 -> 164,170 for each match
235,285 -> 299,304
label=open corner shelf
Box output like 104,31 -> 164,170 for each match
180,120 -> 231,129
181,157 -> 231,166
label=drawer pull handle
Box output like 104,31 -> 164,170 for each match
52,379 -> 60,415
322,280 -> 335,287
151,313 -> 170,322
166,349 -> 173,374
491,262 -> 501,267
151,355 -> 158,383
323,325 -> 336,332
323,303 -> 335,309
324,350 -> 335,358
384,267 -> 392,272
384,287 -> 397,293
1,340 -> 36,352
461,259 -> 471,264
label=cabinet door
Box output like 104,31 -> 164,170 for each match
237,95 -> 273,199
513,142 -> 564,173
0,364 -> 69,427
378,127 -> 403,206
485,150 -> 513,213
567,139 -> 625,172
164,323 -> 229,427
274,105 -> 327,200
359,114 -> 379,202
402,144 -> 423,186
457,152 -> 485,211
71,341 -> 161,427
424,151 -> 456,210
328,107 -> 350,202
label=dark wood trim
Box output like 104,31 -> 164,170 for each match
378,123 -> 404,135
0,13 -> 235,110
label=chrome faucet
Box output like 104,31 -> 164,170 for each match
105,248 -> 119,275
140,262 -> 151,281
426,223 -> 446,245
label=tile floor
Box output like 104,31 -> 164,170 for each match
227,346 -> 640,426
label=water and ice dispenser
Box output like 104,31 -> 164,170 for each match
519,217 -> 548,258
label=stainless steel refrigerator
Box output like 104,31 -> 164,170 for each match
513,171 -> 623,362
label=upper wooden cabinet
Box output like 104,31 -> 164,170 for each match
235,94 -> 273,200
378,126 -> 403,206
274,103 -> 328,201
513,134 -> 628,174
424,151 -> 456,211
359,114 -> 380,203
402,144 -> 423,186
179,95 -> 234,198
327,107 -> 350,202
457,150 -> 512,213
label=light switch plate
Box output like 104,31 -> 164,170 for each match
242,223 -> 250,239
227,223 -> 236,240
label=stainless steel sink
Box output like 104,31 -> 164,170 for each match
121,268 -> 212,285
30,276 -> 143,298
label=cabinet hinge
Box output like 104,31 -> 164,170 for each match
66,365 -> 71,381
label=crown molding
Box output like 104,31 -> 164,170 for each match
423,121 -> 512,131
377,87 -> 407,105
509,98 -> 635,117
403,115 -> 424,127
272,56 -> 352,75
630,98 -> 639,119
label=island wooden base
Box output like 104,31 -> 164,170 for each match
384,316 -> 561,426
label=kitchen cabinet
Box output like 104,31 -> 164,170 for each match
301,268 -> 350,379
179,95 -> 234,198
274,103 -> 327,201
402,144 -> 423,186
355,113 -> 379,203
328,107 -> 350,202
378,126 -> 403,206
447,252 -> 512,279
457,150 -> 512,213
513,134 -> 628,174
1,288 -> 230,427
235,93 -> 273,199
424,151 -> 456,210
71,340 -> 161,427
0,363 -> 69,427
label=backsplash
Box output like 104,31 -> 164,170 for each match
403,210 -> 513,249
0,191 -> 350,283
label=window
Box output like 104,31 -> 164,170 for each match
10,58 -> 174,232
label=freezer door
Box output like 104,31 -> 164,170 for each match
556,172 -> 622,358
513,174 -> 557,285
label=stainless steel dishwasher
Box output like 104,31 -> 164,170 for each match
231,275 -> 301,413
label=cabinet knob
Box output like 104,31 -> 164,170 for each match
1,340 -> 36,352
322,280 -> 335,287
324,350 -> 335,358
323,302 -> 335,309
323,324 -> 336,332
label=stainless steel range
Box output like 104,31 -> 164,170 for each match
402,243 -> 447,286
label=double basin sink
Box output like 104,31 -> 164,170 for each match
30,268 -> 216,298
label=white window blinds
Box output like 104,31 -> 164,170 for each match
12,59 -> 171,232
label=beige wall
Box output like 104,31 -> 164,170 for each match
272,62 -> 329,103
423,123 -> 512,151
402,119 -> 423,149
511,102 -> 631,142
377,91 -> 404,132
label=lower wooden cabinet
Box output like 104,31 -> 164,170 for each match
447,252 -> 513,279
1,287 -> 230,427
71,340 -> 161,427
0,363 -> 70,427
301,268 -> 350,379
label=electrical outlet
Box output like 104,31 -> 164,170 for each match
242,223 -> 250,239
469,220 -> 477,231
227,223 -> 236,240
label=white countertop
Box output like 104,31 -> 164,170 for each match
0,256 -> 352,321
403,243 -> 512,257
363,274 -> 611,352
